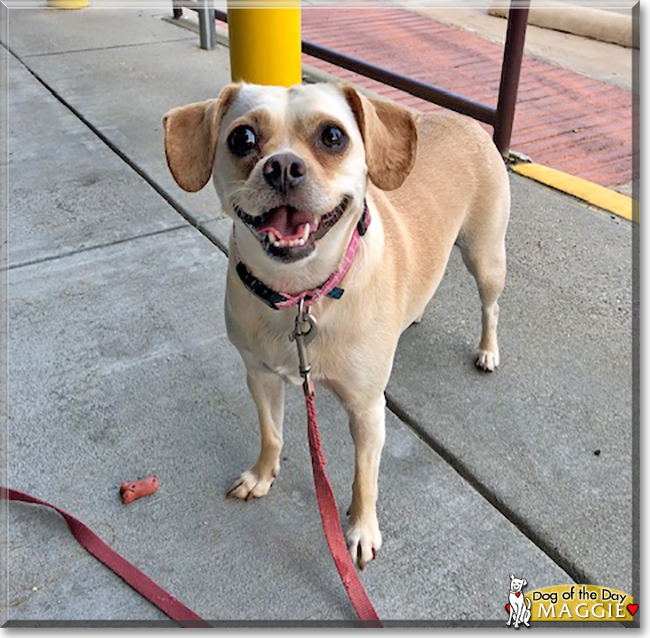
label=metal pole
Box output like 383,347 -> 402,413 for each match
198,0 -> 216,51
493,0 -> 530,157
227,0 -> 302,86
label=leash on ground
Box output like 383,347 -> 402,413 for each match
0,486 -> 211,627
1,305 -> 383,627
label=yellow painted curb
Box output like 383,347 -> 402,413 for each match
512,163 -> 635,223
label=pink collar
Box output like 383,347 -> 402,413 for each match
235,202 -> 371,310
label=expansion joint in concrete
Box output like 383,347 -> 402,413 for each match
19,36 -> 196,59
384,393 -> 591,587
4,43 -> 229,259
4,224 -> 188,272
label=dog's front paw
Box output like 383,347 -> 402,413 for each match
475,348 -> 499,372
227,465 -> 278,501
346,514 -> 382,570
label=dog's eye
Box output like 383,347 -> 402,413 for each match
321,125 -> 347,150
227,125 -> 257,157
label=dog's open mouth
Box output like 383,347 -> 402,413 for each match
234,197 -> 350,262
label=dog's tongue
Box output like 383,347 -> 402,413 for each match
261,206 -> 314,240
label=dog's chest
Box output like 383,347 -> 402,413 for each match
257,324 -> 304,385
226,302 -> 340,386
261,318 -> 339,384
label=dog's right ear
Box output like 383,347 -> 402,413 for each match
509,574 -> 515,580
163,84 -> 239,192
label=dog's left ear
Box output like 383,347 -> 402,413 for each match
522,579 -> 527,587
163,84 -> 240,192
341,85 -> 419,191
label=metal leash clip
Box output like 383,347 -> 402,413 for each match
289,298 -> 318,396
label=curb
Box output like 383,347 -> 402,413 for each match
488,1 -> 632,48
511,163 -> 635,222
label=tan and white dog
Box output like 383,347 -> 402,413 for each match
164,82 -> 510,569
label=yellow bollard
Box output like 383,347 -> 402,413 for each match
227,0 -> 302,87
47,0 -> 88,7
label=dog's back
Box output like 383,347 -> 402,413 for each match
369,111 -> 510,334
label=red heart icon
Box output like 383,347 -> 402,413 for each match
516,592 -> 521,597
505,604 -> 510,612
628,604 -> 638,616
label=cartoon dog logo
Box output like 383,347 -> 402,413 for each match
506,574 -> 531,628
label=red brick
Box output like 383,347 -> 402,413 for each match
296,4 -> 633,187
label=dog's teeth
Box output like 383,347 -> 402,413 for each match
267,230 -> 277,244
273,240 -> 280,247
298,238 -> 305,247
302,223 -> 310,242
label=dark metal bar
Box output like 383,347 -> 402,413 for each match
493,0 -> 530,156
172,4 -> 183,19
302,41 -> 496,125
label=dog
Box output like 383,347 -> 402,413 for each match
163,82 -> 510,569
507,574 -> 531,628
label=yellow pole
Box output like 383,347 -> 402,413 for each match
47,0 -> 88,7
228,0 -> 302,87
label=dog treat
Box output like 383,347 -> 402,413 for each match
120,475 -> 159,504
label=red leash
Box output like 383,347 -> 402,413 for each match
1,487 -> 211,627
2,392 -> 382,626
293,297 -> 382,626
305,391 -> 383,626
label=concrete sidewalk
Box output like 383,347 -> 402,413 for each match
2,6 -> 635,625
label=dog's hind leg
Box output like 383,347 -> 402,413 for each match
228,365 -> 284,500
458,193 -> 509,372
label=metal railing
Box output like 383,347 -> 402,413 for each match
171,0 -> 530,157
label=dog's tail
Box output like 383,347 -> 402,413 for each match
525,596 -> 531,609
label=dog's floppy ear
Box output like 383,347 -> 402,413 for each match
510,574 -> 515,580
341,85 -> 418,191
163,84 -> 239,192
522,579 -> 527,587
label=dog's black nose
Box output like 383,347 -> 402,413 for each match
263,153 -> 306,193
